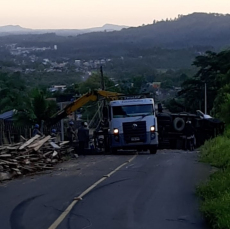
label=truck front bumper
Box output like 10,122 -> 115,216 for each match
110,132 -> 158,150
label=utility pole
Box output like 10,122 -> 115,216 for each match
205,83 -> 207,114
100,66 -> 107,122
100,66 -> 105,90
61,102 -> 64,141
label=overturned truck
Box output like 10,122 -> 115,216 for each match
156,109 -> 224,149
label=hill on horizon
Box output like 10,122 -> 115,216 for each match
1,13 -> 230,70
0,24 -> 128,36
1,13 -> 230,50
74,12 -> 230,49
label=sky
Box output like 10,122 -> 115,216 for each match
0,0 -> 230,29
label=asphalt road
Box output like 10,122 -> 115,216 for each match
0,150 -> 210,229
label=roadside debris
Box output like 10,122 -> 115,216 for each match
0,135 -> 73,181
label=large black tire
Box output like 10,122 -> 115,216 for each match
149,146 -> 157,154
173,117 -> 185,132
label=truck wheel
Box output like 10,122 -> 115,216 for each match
173,117 -> 185,132
149,146 -> 157,154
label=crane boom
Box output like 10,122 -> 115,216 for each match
48,90 -> 121,126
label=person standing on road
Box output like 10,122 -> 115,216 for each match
83,122 -> 90,148
32,124 -> 42,137
77,122 -> 89,154
184,121 -> 196,150
67,121 -> 76,145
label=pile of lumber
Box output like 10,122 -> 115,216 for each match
0,135 -> 73,181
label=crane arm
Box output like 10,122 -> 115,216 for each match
48,90 -> 121,126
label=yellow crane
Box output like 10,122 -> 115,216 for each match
48,90 -> 121,126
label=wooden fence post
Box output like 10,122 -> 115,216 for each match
0,120 -> 3,145
8,131 -> 12,144
24,128 -> 27,139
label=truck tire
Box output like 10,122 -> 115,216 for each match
149,146 -> 157,154
173,117 -> 185,132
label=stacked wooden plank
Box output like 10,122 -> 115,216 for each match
0,135 -> 73,181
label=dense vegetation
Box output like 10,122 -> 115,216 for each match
178,49 -> 230,229
166,49 -> 230,118
197,129 -> 230,229
0,71 -> 121,125
0,72 -> 58,126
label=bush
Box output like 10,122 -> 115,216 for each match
198,181 -> 230,229
197,169 -> 230,200
200,135 -> 230,168
197,127 -> 230,229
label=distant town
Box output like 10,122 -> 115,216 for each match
3,44 -> 112,76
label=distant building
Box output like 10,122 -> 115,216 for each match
94,60 -> 100,66
54,45 -> 58,50
152,82 -> 161,89
75,60 -> 81,66
43,59 -> 50,65
174,86 -> 182,91
100,59 -> 106,65
156,90 -> 162,96
49,85 -> 67,92
83,62 -> 90,67
110,77 -> 116,82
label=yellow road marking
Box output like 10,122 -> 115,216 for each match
48,154 -> 137,229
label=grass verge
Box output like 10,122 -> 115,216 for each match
197,128 -> 230,229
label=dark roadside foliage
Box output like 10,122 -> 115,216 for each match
184,50 -> 230,229
197,128 -> 230,229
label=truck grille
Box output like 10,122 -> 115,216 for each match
123,121 -> 147,143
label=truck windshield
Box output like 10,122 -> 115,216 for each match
112,104 -> 154,118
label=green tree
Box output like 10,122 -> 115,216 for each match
164,98 -> 185,113
31,89 -> 58,124
74,73 -> 118,94
0,72 -> 28,113
211,82 -> 230,124
119,76 -> 146,95
178,50 -> 230,113
14,89 -> 58,126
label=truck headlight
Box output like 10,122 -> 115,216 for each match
150,126 -> 155,132
113,128 -> 119,134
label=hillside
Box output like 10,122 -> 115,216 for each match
0,24 -> 128,36
74,13 -> 230,49
1,13 -> 230,73
1,13 -> 229,53
0,25 -> 33,33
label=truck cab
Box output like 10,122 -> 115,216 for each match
108,97 -> 158,154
